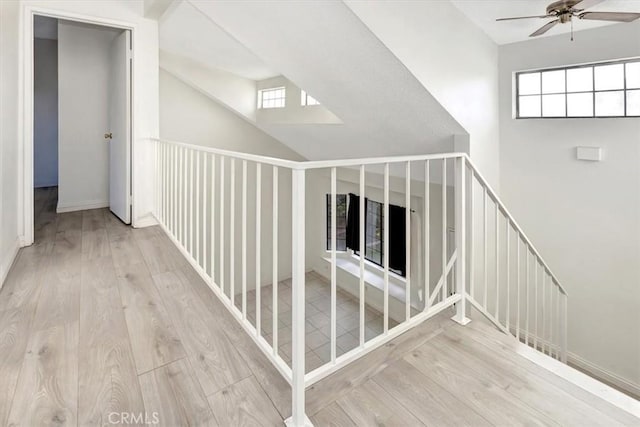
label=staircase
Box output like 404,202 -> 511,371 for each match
144,137 -> 603,425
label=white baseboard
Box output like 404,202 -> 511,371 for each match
568,352 -> 640,400
516,343 -> 640,417
56,200 -> 109,213
133,213 -> 159,228
0,237 -> 21,290
508,324 -> 640,400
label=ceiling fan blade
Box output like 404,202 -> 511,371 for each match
530,19 -> 560,37
579,11 -> 640,22
496,15 -> 553,21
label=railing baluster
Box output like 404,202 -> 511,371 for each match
195,151 -> 200,266
156,141 -> 160,219
330,167 -> 337,362
210,154 -> 216,285
405,161 -> 411,321
525,247 -> 530,346
172,145 -> 177,238
561,293 -> 568,363
183,147 -> 188,247
256,163 -> 262,337
534,259 -> 539,350
161,143 -> 165,224
272,166 -> 279,354
234,161 -> 245,298
483,187 -> 488,309
550,277 -> 555,358
555,285 -> 561,359
230,159 -> 236,305
242,160 -> 248,320
163,143 -> 167,228
542,270 -> 547,354
190,149 -> 195,254
424,160 -> 430,312
359,165 -> 365,346
506,221 -> 510,333
219,156 -> 225,294
202,153 -> 208,276
442,159 -> 447,303
495,204 -> 500,321
556,284 -> 562,359
516,235 -> 521,342
177,147 -> 183,243
384,162 -> 390,333
469,169 -> 474,300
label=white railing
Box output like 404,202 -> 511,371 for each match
149,138 -> 568,426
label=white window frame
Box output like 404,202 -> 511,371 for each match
300,89 -> 320,106
515,57 -> 640,119
258,87 -> 286,109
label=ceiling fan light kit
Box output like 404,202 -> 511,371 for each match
496,0 -> 640,40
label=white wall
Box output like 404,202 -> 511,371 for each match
499,22 -> 640,393
57,21 -> 120,211
33,38 -> 58,188
345,0 -> 501,189
160,50 -> 258,121
0,0 -> 21,287
160,69 -> 304,289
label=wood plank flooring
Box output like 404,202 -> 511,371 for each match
0,187 -> 637,426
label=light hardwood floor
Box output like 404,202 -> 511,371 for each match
0,187 -> 637,426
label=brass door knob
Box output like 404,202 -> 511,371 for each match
104,132 -> 113,139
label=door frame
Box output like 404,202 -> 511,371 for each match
19,5 -> 137,246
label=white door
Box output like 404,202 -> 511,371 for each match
108,30 -> 131,224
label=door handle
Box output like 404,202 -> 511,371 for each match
104,132 -> 113,139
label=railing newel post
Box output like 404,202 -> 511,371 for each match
286,166 -> 311,427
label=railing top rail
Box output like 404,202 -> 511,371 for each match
148,138 -> 302,169
148,138 -> 466,170
463,155 -> 568,296
298,152 -> 466,169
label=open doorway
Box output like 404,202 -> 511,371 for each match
32,15 -> 132,242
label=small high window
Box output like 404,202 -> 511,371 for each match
258,87 -> 286,109
301,90 -> 320,106
516,58 -> 640,118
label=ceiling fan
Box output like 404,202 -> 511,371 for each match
496,0 -> 640,38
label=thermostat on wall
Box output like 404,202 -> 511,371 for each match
576,147 -> 602,162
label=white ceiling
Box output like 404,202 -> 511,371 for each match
186,0 -> 466,160
451,0 -> 640,45
159,1 -> 278,81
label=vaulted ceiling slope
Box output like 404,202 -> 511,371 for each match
182,0 -> 466,161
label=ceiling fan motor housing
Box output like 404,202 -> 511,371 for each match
547,0 -> 582,21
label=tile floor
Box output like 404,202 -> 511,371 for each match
235,272 -> 399,373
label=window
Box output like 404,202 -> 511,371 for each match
300,89 -> 320,106
364,199 -> 383,266
516,58 -> 640,118
258,87 -> 286,109
326,194 -> 347,251
325,194 -> 406,276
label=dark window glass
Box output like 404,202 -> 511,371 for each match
326,194 -> 347,251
